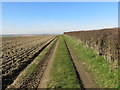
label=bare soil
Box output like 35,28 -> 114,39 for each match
19,39 -> 58,88
2,36 -> 55,89
38,40 -> 59,88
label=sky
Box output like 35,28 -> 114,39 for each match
2,2 -> 118,34
2,0 -> 119,2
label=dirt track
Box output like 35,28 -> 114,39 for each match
64,39 -> 95,88
5,36 -> 96,89
27,37 -> 95,88
38,40 -> 58,88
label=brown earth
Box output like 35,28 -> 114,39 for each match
38,40 -> 59,88
15,38 -> 57,88
2,36 -> 55,89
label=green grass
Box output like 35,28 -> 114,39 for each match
47,36 -> 80,88
64,35 -> 118,88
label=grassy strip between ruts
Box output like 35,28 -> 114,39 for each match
64,35 -> 118,88
7,37 -> 56,88
47,36 -> 80,88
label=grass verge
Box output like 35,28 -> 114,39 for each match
64,35 -> 118,88
47,36 -> 80,88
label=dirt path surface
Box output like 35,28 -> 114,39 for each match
65,39 -> 95,88
38,40 -> 59,88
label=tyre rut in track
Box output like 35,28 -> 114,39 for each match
19,39 -> 58,88
38,39 -> 59,88
64,38 -> 95,88
64,38 -> 85,89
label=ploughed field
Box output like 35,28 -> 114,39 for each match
2,35 -> 55,89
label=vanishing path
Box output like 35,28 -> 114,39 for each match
7,35 -> 95,88
38,40 -> 59,88
64,38 -> 95,88
38,36 -> 93,88
38,36 -> 84,88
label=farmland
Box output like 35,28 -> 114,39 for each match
1,28 -> 119,89
2,35 -> 56,89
